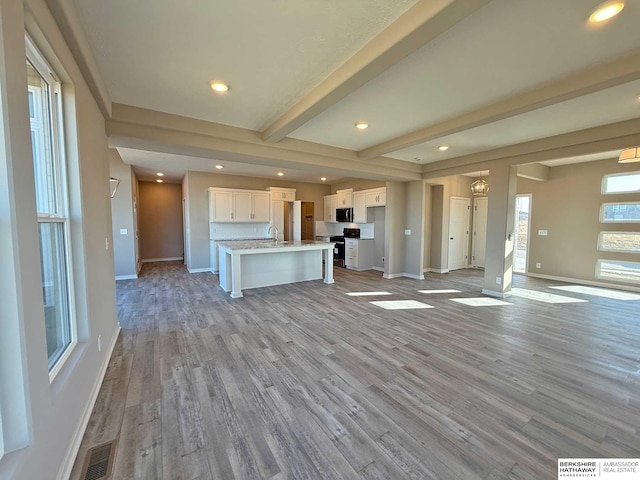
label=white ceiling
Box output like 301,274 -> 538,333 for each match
67,0 -> 640,181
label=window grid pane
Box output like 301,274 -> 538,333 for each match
38,222 -> 71,368
600,203 -> 640,223
598,232 -> 640,253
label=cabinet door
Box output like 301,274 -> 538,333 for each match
324,195 -> 337,222
376,189 -> 386,206
210,190 -> 233,222
252,192 -> 271,222
337,191 -> 353,207
365,188 -> 386,206
353,192 -> 367,223
271,200 -> 284,237
234,192 -> 252,222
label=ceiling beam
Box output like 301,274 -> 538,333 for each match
360,50 -> 640,160
261,0 -> 492,143
421,117 -> 640,177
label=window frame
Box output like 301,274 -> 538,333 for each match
596,259 -> 640,285
601,171 -> 640,195
599,202 -> 640,224
597,231 -> 640,253
26,35 -> 78,381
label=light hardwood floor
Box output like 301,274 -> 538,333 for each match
70,262 -> 640,480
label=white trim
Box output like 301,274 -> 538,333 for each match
115,274 -> 138,281
383,273 -> 404,279
602,171 -> 640,195
188,268 -> 211,273
141,257 -> 183,263
526,272 -> 640,293
371,266 -> 384,272
403,273 -> 425,280
423,268 -> 450,274
481,289 -> 512,298
56,326 -> 121,480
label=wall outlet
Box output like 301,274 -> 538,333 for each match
536,262 -> 541,269
98,334 -> 102,352
538,229 -> 548,236
382,257 -> 385,263
105,238 -> 109,250
404,229 -> 412,235
496,276 -> 501,285
120,228 -> 127,235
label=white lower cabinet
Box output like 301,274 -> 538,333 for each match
345,238 -> 374,271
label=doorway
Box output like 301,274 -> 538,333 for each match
471,196 -> 488,268
514,194 -> 531,273
301,202 -> 314,240
448,197 -> 470,271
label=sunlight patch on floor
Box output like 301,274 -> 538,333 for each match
451,298 -> 512,306
418,289 -> 461,294
549,285 -> 640,301
511,288 -> 588,304
346,291 -> 393,296
369,300 -> 434,310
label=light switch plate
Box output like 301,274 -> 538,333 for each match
404,229 -> 412,235
538,229 -> 548,236
120,228 -> 127,235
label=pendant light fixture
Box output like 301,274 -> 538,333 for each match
471,176 -> 489,196
618,147 -> 640,163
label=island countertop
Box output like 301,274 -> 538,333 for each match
217,239 -> 333,251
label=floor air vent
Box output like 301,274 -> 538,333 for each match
81,440 -> 117,480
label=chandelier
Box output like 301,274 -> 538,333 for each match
618,147 -> 640,163
471,177 -> 489,196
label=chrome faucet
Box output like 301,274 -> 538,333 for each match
268,225 -> 279,243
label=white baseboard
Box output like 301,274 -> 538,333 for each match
371,266 -> 384,272
526,273 -> 640,293
383,273 -> 404,279
482,289 -> 512,298
403,273 -> 425,280
188,267 -> 211,273
57,325 -> 121,480
141,257 -> 183,263
383,272 -> 425,280
115,274 -> 137,281
423,268 -> 450,274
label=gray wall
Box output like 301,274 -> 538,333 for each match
139,181 -> 184,260
372,206 -> 386,269
0,1 -> 119,478
518,158 -> 640,287
384,181 -> 407,277
185,171 -> 331,270
404,180 -> 425,278
109,150 -> 137,277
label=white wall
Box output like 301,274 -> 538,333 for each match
0,1 -> 119,479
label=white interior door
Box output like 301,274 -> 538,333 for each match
472,196 -> 488,268
448,197 -> 470,271
293,200 -> 301,242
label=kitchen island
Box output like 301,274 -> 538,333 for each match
218,240 -> 334,298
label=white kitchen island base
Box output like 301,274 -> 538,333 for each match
218,241 -> 334,298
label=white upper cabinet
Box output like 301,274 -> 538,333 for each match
209,187 -> 272,222
365,187 -> 386,207
353,191 -> 367,223
324,194 -> 337,222
267,187 -> 296,202
336,188 -> 353,208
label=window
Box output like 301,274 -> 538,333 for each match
27,38 -> 76,374
602,172 -> 640,194
596,259 -> 640,284
600,202 -> 640,223
598,232 -> 640,253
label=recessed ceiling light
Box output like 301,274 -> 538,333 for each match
321,177 -> 327,181
156,179 -> 163,183
215,164 -> 224,169
277,172 -> 284,176
588,1 -> 625,23
156,172 -> 164,177
355,122 -> 369,130
438,145 -> 449,151
210,80 -> 229,93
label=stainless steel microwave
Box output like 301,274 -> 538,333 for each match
336,208 -> 353,223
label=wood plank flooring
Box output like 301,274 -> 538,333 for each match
70,262 -> 640,480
